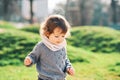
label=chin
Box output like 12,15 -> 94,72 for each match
54,43 -> 60,45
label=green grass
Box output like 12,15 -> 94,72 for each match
0,29 -> 40,66
67,26 -> 120,53
0,65 -> 37,80
0,21 -> 16,29
0,25 -> 120,80
0,48 -> 120,80
67,46 -> 120,80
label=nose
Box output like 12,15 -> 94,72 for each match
57,37 -> 64,43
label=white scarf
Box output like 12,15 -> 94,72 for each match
41,35 -> 66,51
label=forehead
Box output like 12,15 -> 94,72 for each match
53,27 -> 65,35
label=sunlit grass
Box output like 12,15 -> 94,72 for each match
0,65 -> 37,80
67,54 -> 120,80
0,52 -> 120,80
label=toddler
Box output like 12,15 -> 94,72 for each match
24,14 -> 75,80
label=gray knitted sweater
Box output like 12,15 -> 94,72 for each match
27,42 -> 72,80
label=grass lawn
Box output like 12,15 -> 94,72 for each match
0,24 -> 120,80
0,53 -> 120,80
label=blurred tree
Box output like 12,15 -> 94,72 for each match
79,0 -> 86,25
111,0 -> 120,24
29,0 -> 34,24
65,0 -> 72,24
110,0 -> 120,30
65,0 -> 81,26
52,2 -> 65,16
0,0 -> 21,21
64,0 -> 94,26
92,0 -> 102,25
111,0 -> 118,24
3,0 -> 9,20
51,0 -> 120,27
78,0 -> 94,25
0,0 -> 22,21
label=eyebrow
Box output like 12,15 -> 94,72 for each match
53,33 -> 65,36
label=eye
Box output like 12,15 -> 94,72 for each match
62,36 -> 65,38
55,36 -> 59,38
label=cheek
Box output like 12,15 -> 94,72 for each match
49,36 -> 56,41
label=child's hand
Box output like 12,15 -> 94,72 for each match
67,67 -> 75,76
24,57 -> 32,66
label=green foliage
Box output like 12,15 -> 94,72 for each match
20,24 -> 40,34
0,29 -> 40,66
67,26 -> 120,53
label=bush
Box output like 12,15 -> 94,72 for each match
67,26 -> 120,53
20,24 -> 40,34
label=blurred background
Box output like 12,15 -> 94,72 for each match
0,0 -> 120,29
0,0 -> 120,80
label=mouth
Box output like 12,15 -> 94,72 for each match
56,41 -> 61,44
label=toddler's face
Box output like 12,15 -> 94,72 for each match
48,27 -> 66,45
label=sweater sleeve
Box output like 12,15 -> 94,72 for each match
27,42 -> 41,65
64,47 -> 72,72
65,55 -> 72,69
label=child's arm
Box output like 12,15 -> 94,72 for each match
65,53 -> 75,75
65,57 -> 75,76
24,42 -> 41,66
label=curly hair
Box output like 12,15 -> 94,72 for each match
40,15 -> 71,37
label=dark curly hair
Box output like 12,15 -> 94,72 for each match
40,15 -> 71,37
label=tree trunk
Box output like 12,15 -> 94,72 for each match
3,0 -> 9,21
29,0 -> 34,24
111,0 -> 117,24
